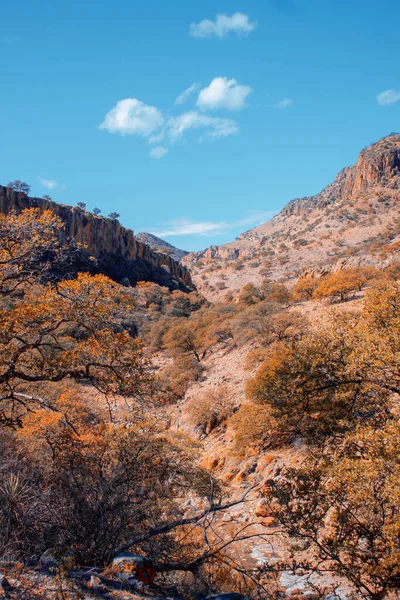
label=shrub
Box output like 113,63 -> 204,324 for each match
228,403 -> 280,454
313,268 -> 367,302
268,423 -> 400,599
247,281 -> 400,441
185,386 -> 235,435
291,275 -> 319,301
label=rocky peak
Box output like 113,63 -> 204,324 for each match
183,133 -> 400,300
352,133 -> 400,195
0,185 -> 193,290
276,134 -> 400,221
135,232 -> 188,262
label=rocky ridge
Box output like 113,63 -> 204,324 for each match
136,232 -> 188,262
184,133 -> 400,300
0,185 -> 193,290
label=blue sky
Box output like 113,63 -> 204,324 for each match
1,0 -> 400,251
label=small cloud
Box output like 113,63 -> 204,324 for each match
190,12 -> 257,38
99,98 -> 164,136
234,210 -> 276,227
37,177 -> 58,190
151,211 -> 276,238
197,77 -> 252,111
149,146 -> 169,159
273,98 -> 293,109
151,218 -> 228,237
164,111 -> 238,142
377,89 -> 400,106
175,83 -> 200,105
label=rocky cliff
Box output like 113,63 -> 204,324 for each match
0,186 -> 193,290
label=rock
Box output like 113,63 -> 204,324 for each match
261,517 -> 278,527
255,499 -> 271,518
201,455 -> 219,470
89,575 -> 102,590
39,548 -> 59,571
233,471 -> 246,484
256,454 -> 276,473
0,574 -> 11,591
136,232 -> 188,262
112,553 -> 156,584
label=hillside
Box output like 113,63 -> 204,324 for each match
184,133 -> 400,300
1,135 -> 400,600
136,232 -> 188,262
0,185 -> 193,290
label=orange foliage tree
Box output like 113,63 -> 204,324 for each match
0,209 -> 150,426
247,280 -> 400,441
313,268 -> 367,302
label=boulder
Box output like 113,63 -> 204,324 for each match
255,499 -> 271,518
261,517 -> 278,527
201,455 -> 219,470
0,574 -> 11,591
89,575 -> 103,590
112,553 -> 156,584
39,548 -> 59,571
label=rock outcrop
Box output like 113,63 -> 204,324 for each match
136,231 -> 188,262
183,133 -> 400,300
0,186 -> 193,290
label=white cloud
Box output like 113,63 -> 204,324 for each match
100,92 -> 242,157
37,177 -> 58,190
377,89 -> 400,106
190,13 -> 257,38
197,77 -> 252,111
175,83 -> 200,105
151,211 -> 277,238
235,210 -> 276,227
149,146 -> 169,159
165,111 -> 238,142
99,98 -> 164,136
152,218 -> 228,237
273,97 -> 293,109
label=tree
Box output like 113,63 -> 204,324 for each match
260,282 -> 290,305
108,212 -> 120,220
0,209 -> 150,426
164,319 -> 206,363
163,307 -> 231,363
42,194 -> 52,201
291,275 -> 319,301
77,202 -> 86,209
266,423 -> 400,599
6,180 -> 30,194
0,209 -> 65,296
313,268 -> 367,302
247,280 -> 400,441
237,283 -> 263,307
93,207 -> 101,215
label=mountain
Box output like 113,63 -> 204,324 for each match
184,133 -> 400,300
136,232 -> 188,262
0,185 -> 193,291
